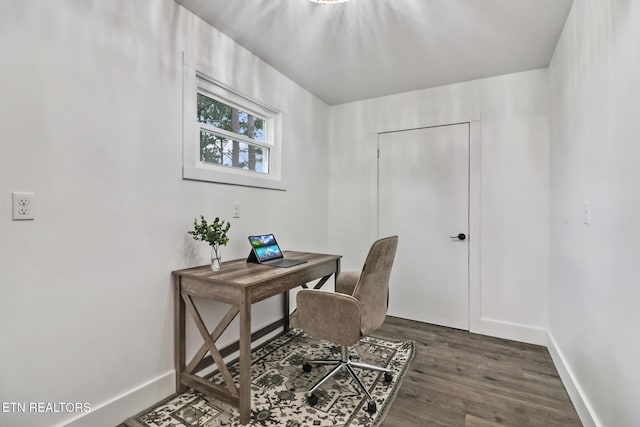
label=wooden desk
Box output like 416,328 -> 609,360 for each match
172,251 -> 341,425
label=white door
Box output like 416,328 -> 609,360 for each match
378,123 -> 469,330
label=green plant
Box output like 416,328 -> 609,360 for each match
188,215 -> 231,260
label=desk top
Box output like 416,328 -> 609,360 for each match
172,251 -> 341,289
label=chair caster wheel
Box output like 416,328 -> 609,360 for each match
383,372 -> 393,383
302,363 -> 312,373
367,401 -> 377,413
307,393 -> 319,406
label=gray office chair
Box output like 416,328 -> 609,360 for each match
290,236 -> 399,413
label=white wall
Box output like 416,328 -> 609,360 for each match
548,1 -> 640,426
0,1 -> 329,426
328,69 -> 549,345
9,1 -> 636,426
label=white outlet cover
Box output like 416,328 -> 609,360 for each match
12,192 -> 34,220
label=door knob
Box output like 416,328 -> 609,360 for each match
449,233 -> 466,241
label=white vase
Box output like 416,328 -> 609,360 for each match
211,247 -> 221,272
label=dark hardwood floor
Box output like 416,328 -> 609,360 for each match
377,316 -> 582,427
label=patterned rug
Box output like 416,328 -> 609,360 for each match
124,329 -> 414,427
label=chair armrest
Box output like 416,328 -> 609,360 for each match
335,271 -> 360,295
291,290 -> 362,347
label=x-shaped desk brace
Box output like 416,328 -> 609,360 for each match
173,252 -> 341,425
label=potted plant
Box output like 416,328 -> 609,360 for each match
188,215 -> 231,271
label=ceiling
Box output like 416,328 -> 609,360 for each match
175,0 -> 573,106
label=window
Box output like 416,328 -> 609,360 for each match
183,57 -> 284,190
198,93 -> 269,174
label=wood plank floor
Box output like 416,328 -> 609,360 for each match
118,316 -> 582,427
377,316 -> 582,427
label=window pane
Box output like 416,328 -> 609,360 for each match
200,129 -> 268,174
197,93 -> 265,142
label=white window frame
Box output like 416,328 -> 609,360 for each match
182,56 -> 284,190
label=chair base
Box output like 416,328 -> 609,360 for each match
302,345 -> 393,413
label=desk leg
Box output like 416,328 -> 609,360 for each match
283,290 -> 290,332
239,292 -> 252,425
174,276 -> 186,393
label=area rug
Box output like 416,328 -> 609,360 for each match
125,329 -> 414,427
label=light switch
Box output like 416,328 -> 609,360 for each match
583,201 -> 591,225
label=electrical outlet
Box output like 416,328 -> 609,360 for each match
12,192 -> 34,220
233,201 -> 240,218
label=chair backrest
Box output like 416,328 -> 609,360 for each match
352,236 -> 398,335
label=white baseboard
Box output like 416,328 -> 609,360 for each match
50,330 -> 596,427
472,318 -> 547,346
546,332 -> 601,427
56,370 -> 175,427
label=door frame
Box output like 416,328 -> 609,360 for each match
375,120 -> 481,333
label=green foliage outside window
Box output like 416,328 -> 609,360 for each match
197,94 -> 267,173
